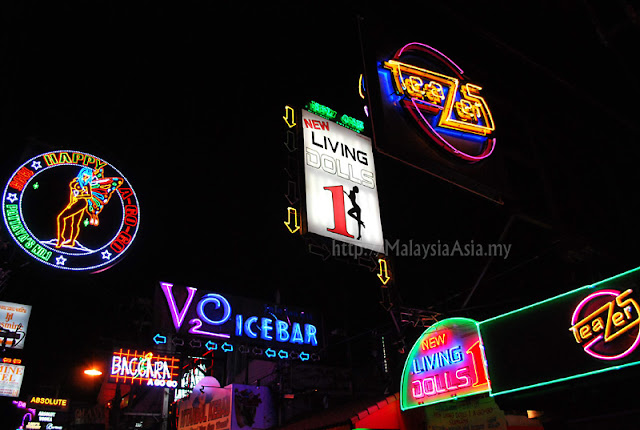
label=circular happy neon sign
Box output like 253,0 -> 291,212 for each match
2,150 -> 140,272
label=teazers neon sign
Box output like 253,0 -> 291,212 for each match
160,282 -> 319,346
383,43 -> 496,162
570,289 -> 640,360
400,318 -> 490,410
110,349 -> 179,388
2,150 -> 140,272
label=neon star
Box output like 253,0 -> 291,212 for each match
6,193 -> 18,203
30,161 -> 42,170
56,255 -> 67,266
101,250 -> 112,260
32,182 -> 39,190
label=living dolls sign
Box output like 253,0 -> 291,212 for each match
302,109 -> 384,253
400,318 -> 491,410
2,150 -> 140,272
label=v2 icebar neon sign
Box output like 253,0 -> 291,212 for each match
160,282 -> 318,346
383,43 -> 496,162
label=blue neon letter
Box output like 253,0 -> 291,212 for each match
290,322 -> 304,344
276,320 -> 290,342
261,318 -> 273,341
235,314 -> 243,336
197,293 -> 232,326
244,316 -> 259,338
304,324 -> 318,346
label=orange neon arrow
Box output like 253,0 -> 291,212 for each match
283,106 -> 296,128
284,207 -> 300,234
377,258 -> 391,285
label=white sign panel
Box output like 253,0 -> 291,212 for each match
0,301 -> 31,349
302,110 -> 384,252
0,363 -> 25,397
178,382 -> 232,430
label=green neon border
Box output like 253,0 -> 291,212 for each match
478,265 -> 640,397
399,317 -> 491,411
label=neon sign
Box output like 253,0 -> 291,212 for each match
479,266 -> 640,397
383,43 -> 495,162
400,318 -> 490,410
2,150 -> 140,272
28,397 -> 69,412
160,282 -> 319,347
570,289 -> 640,360
110,349 -> 179,388
307,101 -> 364,133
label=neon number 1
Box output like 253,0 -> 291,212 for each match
466,340 -> 489,387
323,186 -> 354,238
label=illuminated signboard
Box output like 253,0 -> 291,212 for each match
0,362 -> 25,397
383,43 -> 495,162
178,379 -> 232,430
361,16 -> 505,203
479,266 -> 640,396
2,150 -> 140,272
28,396 -> 69,412
302,108 -> 384,252
157,282 -> 320,351
0,301 -> 31,349
400,318 -> 490,410
109,349 -> 179,388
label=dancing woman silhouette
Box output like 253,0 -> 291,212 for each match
55,167 -> 123,249
344,186 -> 365,240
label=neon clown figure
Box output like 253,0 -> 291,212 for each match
55,166 -> 123,249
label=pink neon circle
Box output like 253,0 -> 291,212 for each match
394,42 -> 464,79
571,290 -> 640,360
392,42 -> 494,162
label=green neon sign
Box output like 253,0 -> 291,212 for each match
306,101 -> 365,133
478,265 -> 640,397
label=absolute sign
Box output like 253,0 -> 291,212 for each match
400,318 -> 490,410
2,150 -> 140,272
302,109 -> 384,252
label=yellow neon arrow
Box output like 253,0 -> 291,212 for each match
284,207 -> 300,234
377,258 -> 391,285
283,106 -> 296,128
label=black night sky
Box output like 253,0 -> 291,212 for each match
1,1 -> 640,428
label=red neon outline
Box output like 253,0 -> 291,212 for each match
394,42 -> 464,79
408,99 -> 496,161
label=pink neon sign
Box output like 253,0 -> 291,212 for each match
570,289 -> 640,360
